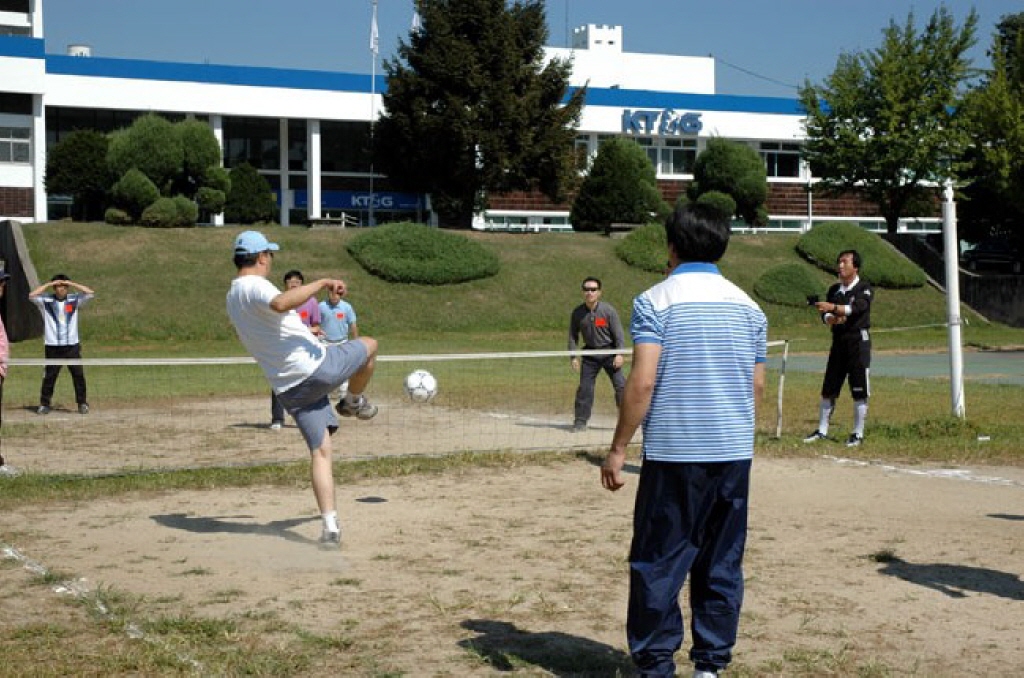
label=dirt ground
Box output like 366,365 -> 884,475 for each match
2,453 -> 1022,676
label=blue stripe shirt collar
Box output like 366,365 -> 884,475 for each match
668,262 -> 721,276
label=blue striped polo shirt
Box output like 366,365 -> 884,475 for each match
631,262 -> 768,463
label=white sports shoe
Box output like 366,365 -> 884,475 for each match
693,670 -> 718,678
319,529 -> 341,549
0,465 -> 20,478
803,430 -> 827,443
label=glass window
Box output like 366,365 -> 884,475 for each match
0,126 -> 30,163
760,141 -> 801,178
223,116 -> 280,170
321,120 -> 371,173
0,92 -> 32,115
287,119 -> 307,172
0,0 -> 30,12
659,138 -> 697,175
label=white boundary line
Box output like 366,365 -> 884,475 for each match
822,455 -> 1024,488
0,543 -> 203,671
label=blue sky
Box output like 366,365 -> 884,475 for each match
43,1 -> 1020,98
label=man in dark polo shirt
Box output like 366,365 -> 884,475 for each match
568,276 -> 626,431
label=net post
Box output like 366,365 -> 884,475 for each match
774,339 -> 789,439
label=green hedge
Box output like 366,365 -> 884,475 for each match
614,222 -> 666,273
796,222 -> 926,289
753,263 -> 825,307
347,222 -> 500,285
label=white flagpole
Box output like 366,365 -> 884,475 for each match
369,0 -> 378,227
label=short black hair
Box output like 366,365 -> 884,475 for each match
664,203 -> 730,263
51,273 -> 70,282
838,249 -> 861,270
233,253 -> 260,269
283,269 -> 305,284
581,276 -> 601,290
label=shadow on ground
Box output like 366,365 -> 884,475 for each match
458,619 -> 632,676
877,556 -> 1024,600
150,513 -> 318,546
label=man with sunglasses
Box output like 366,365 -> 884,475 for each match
568,276 -> 626,432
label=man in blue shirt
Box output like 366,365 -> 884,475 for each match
319,286 -> 359,344
602,204 -> 767,678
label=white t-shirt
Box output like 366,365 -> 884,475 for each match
226,275 -> 325,393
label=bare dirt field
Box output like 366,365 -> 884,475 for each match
2,453 -> 1022,676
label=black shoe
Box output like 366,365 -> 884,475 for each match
802,430 -> 827,443
572,422 -> 587,432
845,433 -> 864,447
36,405 -> 51,415
78,403 -> 90,415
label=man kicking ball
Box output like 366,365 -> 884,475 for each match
226,231 -> 378,548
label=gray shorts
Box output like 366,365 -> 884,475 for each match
275,341 -> 369,451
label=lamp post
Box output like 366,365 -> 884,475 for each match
941,178 -> 966,418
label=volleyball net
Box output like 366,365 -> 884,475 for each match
1,341 -> 790,477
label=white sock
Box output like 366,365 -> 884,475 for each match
345,392 -> 363,405
853,399 -> 868,437
818,398 -> 834,434
322,511 -> 339,533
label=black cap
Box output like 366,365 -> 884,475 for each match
0,271 -> 10,283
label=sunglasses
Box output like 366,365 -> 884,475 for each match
582,286 -> 599,292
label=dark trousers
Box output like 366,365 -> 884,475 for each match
627,459 -> 751,676
0,375 -> 5,465
574,354 -> 625,425
822,333 -> 871,400
40,343 -> 87,407
270,391 -> 285,424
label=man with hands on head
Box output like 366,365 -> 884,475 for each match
602,204 -> 767,678
29,273 -> 95,415
226,231 -> 378,549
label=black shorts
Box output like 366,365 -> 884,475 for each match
821,331 -> 871,400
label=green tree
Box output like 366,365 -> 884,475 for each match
44,130 -> 112,221
687,138 -> 768,225
110,168 -> 160,222
960,13 -> 1024,244
176,118 -> 223,199
225,163 -> 276,225
799,7 -> 978,234
570,138 -> 666,233
375,0 -> 585,228
107,113 -> 182,194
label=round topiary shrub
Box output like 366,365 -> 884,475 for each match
111,168 -> 160,222
797,222 -> 926,289
140,197 -> 179,228
753,263 -> 827,307
615,222 -> 665,273
694,191 -> 736,223
347,222 -> 500,285
172,195 -> 199,227
104,207 -> 132,226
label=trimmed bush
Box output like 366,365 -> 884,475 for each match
347,222 -> 500,284
688,138 -> 767,225
103,207 -> 132,226
694,191 -> 736,223
172,195 -> 199,227
797,222 -> 927,289
202,165 -> 231,194
571,137 -> 667,233
140,197 -> 180,228
615,222 -> 666,273
225,163 -> 277,225
111,168 -> 160,222
196,187 -> 226,215
107,113 -> 182,192
753,263 -> 827,307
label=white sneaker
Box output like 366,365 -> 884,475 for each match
0,465 -> 20,478
270,421 -> 282,431
803,430 -> 827,443
693,670 -> 718,678
336,395 -> 378,420
846,433 -> 864,447
319,529 -> 341,549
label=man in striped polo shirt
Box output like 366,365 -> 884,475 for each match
602,204 -> 767,678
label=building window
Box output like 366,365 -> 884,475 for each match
659,138 -> 697,175
0,126 -> 30,163
760,141 -> 801,178
321,120 -> 370,173
0,0 -> 31,12
223,116 -> 280,170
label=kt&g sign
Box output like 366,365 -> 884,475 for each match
621,109 -> 703,136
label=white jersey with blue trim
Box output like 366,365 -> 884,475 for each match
631,263 -> 767,463
31,292 -> 93,346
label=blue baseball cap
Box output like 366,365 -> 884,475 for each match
234,231 -> 280,256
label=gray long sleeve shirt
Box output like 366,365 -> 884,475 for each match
568,300 -> 626,353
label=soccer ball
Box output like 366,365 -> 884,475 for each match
404,369 -> 438,403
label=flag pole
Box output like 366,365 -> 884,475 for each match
369,0 -> 378,227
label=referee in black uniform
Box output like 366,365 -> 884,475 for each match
804,250 -> 873,447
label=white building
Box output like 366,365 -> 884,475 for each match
0,3 -> 938,233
